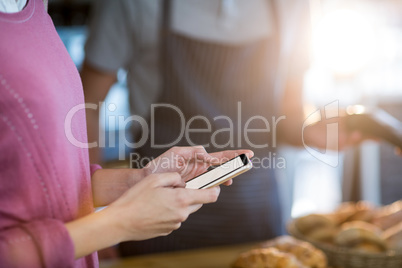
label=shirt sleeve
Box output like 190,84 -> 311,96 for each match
0,220 -> 75,268
84,0 -> 136,72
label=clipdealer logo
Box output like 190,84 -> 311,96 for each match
64,102 -> 285,149
302,100 -> 339,167
64,101 -> 340,167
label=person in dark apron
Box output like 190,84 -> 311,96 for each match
118,0 -> 288,256
82,0 -> 315,257
83,0 -> 369,258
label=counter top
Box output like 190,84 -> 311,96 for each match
99,243 -> 256,268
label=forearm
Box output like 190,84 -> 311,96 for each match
91,168 -> 148,207
70,171 -> 221,259
65,208 -> 122,259
277,78 -> 305,146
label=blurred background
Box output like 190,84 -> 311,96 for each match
49,0 -> 402,224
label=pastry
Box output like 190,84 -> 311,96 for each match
305,226 -> 339,244
260,236 -> 327,268
376,200 -> 402,218
335,201 -> 377,223
371,200 -> 402,230
348,201 -> 377,222
340,221 -> 382,235
294,214 -> 336,235
335,226 -> 387,252
232,248 -> 305,268
289,201 -> 402,256
333,202 -> 359,223
382,222 -> 402,251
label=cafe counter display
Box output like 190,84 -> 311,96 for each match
288,200 -> 402,268
100,236 -> 328,268
99,200 -> 402,268
99,243 -> 256,268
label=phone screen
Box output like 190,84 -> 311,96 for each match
185,154 -> 252,189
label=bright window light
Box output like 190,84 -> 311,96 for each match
312,9 -> 377,75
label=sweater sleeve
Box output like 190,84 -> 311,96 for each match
90,164 -> 102,177
0,219 -> 75,268
0,116 -> 76,267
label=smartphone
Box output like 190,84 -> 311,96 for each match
185,154 -> 253,189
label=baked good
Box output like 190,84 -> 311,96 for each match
290,201 -> 402,255
333,202 -> 360,223
348,201 -> 377,222
372,205 -> 402,230
294,214 -> 336,235
335,226 -> 387,252
232,248 -> 305,268
305,226 -> 339,244
340,221 -> 382,235
334,201 -> 377,223
353,242 -> 384,253
260,236 -> 327,268
382,222 -> 402,251
376,200 -> 402,218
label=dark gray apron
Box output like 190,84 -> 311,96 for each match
120,0 -> 283,256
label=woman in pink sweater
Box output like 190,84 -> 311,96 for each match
0,0 -> 252,267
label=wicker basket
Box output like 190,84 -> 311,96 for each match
287,220 -> 402,268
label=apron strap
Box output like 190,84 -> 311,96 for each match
159,0 -> 171,83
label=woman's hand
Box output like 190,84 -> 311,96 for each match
106,172 -> 220,241
143,146 -> 254,183
91,147 -> 253,207
91,168 -> 149,207
67,172 -> 220,258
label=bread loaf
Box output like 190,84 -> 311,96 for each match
233,236 -> 328,268
232,248 -> 305,268
382,222 -> 402,251
260,236 -> 327,268
294,214 -> 336,235
335,226 -> 387,252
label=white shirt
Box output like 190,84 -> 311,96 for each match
0,0 -> 27,13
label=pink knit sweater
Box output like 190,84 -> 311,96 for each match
0,0 -> 98,267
